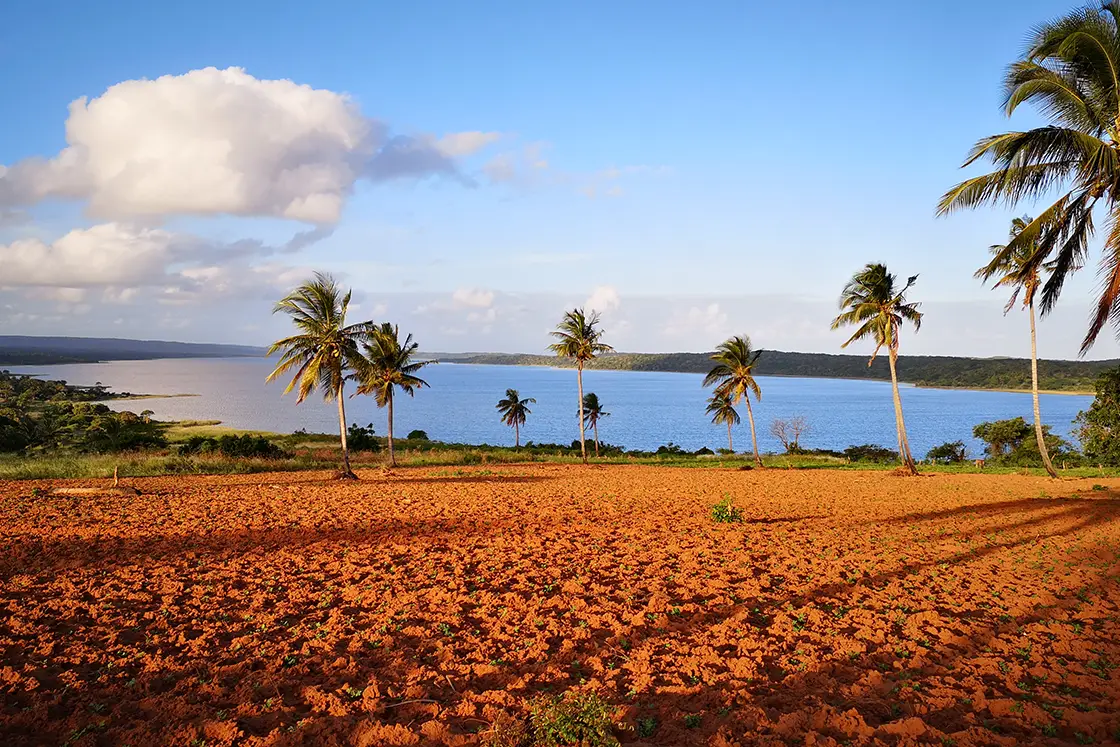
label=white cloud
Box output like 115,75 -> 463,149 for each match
664,302 -> 732,343
0,67 -> 478,223
1,224 -> 181,287
452,287 -> 495,308
586,285 -> 620,313
436,131 -> 501,157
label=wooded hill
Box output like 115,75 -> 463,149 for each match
445,350 -> 1118,392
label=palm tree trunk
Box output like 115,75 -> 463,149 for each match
727,420 -> 733,452
515,421 -> 520,448
336,382 -> 355,478
744,397 -> 762,468
1029,299 -> 1059,478
594,421 -> 599,457
387,389 -> 395,467
577,363 -> 587,464
888,349 -> 917,475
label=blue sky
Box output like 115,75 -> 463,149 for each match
1,0 -> 1114,358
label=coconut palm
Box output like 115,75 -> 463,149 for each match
581,392 -> 610,457
354,323 -> 434,467
703,336 -> 764,467
938,2 -> 1120,352
831,263 -> 923,475
548,308 -> 614,463
496,388 -> 535,447
706,391 -> 740,453
266,272 -> 369,479
977,216 -> 1059,477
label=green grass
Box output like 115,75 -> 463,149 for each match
4,421 -> 1120,480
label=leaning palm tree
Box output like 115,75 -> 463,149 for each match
548,308 -> 614,463
978,216 -> 1059,478
581,392 -> 610,457
703,336 -> 764,468
354,323 -> 434,467
496,388 -> 535,447
266,272 -> 369,479
706,390 -> 740,453
831,264 -> 923,475
938,2 -> 1120,353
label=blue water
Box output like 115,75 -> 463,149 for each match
6,358 -> 1093,457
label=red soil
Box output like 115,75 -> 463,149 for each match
1,466 -> 1119,745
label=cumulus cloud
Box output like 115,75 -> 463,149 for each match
452,287 -> 495,308
663,302 -> 732,342
0,67 -> 484,223
586,285 -> 621,313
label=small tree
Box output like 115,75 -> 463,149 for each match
354,323 -> 434,467
549,308 -> 613,463
706,391 -> 740,453
1076,366 -> 1120,465
927,441 -> 967,464
496,388 -> 536,447
770,416 -> 811,453
582,392 -> 609,457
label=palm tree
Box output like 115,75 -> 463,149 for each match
703,336 -> 764,468
548,308 -> 614,463
266,272 -> 369,479
354,322 -> 434,467
831,264 -> 923,475
938,2 -> 1120,353
977,216 -> 1060,478
706,391 -> 740,453
581,392 -> 610,457
496,388 -> 535,447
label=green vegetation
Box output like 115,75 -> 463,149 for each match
1076,367 -> 1120,465
266,271 -> 370,479
972,418 -> 1076,467
832,263 -> 923,474
705,390 -> 740,453
704,336 -> 764,467
976,216 -> 1059,476
711,496 -> 744,523
496,388 -> 536,447
525,692 -> 620,747
549,308 -> 614,464
939,1 -> 1120,354
355,322 -> 434,466
926,441 -> 967,464
444,350 -> 1111,393
581,392 -> 608,457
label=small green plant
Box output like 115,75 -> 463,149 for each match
683,714 -> 702,729
637,717 -> 658,738
528,692 -> 620,747
711,496 -> 744,523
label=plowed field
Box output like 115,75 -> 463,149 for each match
2,466 -> 1119,745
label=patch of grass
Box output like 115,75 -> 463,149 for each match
711,496 -> 744,523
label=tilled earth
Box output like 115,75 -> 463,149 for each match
1,466 -> 1119,745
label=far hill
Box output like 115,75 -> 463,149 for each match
444,351 -> 1118,393
0,336 -> 265,365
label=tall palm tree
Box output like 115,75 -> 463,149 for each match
354,323 -> 433,467
831,264 -> 923,475
581,392 -> 610,457
703,336 -> 764,468
496,388 -> 535,447
548,308 -> 614,463
706,391 -> 740,453
938,2 -> 1120,353
266,272 -> 369,479
977,216 -> 1060,478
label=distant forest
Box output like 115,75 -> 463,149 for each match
445,351 -> 1119,392
0,336 -> 265,365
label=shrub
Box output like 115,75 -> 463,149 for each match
711,496 -> 744,523
346,423 -> 380,452
179,434 -> 289,459
694,446 -> 714,456
843,444 -> 899,463
527,692 -> 620,747
656,442 -> 686,455
973,417 -> 1077,466
926,440 -> 967,464
407,429 -> 430,441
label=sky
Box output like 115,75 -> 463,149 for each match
1,0 -> 1117,359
